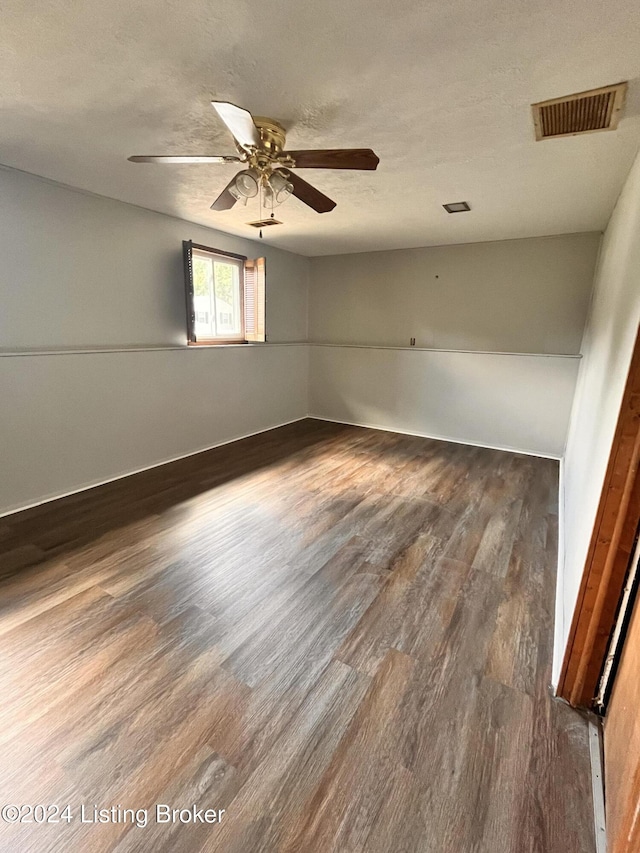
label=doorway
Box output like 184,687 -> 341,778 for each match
558,324 -> 640,853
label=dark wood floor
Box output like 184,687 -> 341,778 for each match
0,419 -> 594,853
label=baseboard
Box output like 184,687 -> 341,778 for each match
552,457 -> 566,691
307,414 -> 561,460
1,413 -> 562,519
0,416 -> 307,519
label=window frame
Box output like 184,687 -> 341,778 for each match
184,241 -> 247,346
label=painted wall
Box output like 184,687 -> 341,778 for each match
0,165 -> 604,518
0,345 -> 308,515
0,166 -> 309,349
309,233 -> 600,353
309,345 -> 579,458
554,149 -> 640,686
307,232 -> 597,457
0,166 -> 309,515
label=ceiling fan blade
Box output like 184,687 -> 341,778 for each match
210,173 -> 241,211
287,172 -> 336,213
211,101 -> 260,151
128,155 -> 242,164
286,148 -> 379,170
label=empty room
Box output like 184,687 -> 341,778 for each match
1,1 -> 640,851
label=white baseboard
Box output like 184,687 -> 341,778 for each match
0,416 -> 307,519
307,414 -> 561,461
2,413 -> 562,520
552,456 -> 566,692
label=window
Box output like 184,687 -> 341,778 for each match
182,241 -> 266,344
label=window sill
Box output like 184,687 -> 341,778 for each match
188,340 -> 249,347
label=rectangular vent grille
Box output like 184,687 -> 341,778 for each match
532,82 -> 627,140
246,218 -> 282,228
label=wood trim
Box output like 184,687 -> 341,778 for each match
609,735 -> 640,853
558,325 -> 640,707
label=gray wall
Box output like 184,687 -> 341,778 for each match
307,232 -> 598,457
0,165 -> 603,517
309,346 -> 579,457
0,166 -> 308,349
309,233 -> 600,353
0,166 -> 310,514
0,345 -> 308,515
554,149 -> 640,685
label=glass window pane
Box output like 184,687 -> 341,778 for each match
193,255 -> 215,339
213,261 -> 241,336
192,253 -> 242,340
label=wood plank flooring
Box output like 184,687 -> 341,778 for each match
0,419 -> 594,852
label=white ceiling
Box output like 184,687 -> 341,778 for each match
1,0 -> 639,256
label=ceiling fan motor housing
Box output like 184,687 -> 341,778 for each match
253,117 -> 287,155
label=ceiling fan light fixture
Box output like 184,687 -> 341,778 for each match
262,184 -> 276,210
234,168 -> 260,198
228,184 -> 248,205
268,170 -> 294,204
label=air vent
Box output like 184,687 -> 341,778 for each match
246,218 -> 282,228
532,82 -> 627,140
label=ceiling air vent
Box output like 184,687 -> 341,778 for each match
246,218 -> 282,228
532,82 -> 627,140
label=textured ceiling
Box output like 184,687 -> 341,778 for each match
1,0 -> 639,256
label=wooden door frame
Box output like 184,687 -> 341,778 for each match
558,325 -> 640,709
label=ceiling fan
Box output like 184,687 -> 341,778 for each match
129,101 -> 379,214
